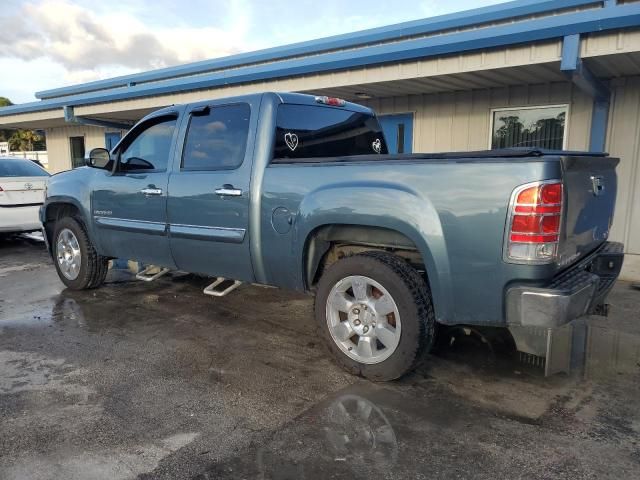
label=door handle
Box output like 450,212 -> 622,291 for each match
140,187 -> 163,196
215,185 -> 242,197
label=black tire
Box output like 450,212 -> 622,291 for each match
52,216 -> 109,290
314,251 -> 436,381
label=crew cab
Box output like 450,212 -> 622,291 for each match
41,92 -> 624,380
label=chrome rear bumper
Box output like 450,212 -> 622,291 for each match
506,242 -> 624,328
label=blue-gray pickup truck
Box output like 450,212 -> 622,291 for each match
41,92 -> 624,380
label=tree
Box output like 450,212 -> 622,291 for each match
0,97 -> 46,151
9,130 -> 44,152
0,97 -> 14,142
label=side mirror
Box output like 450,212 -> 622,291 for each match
86,148 -> 113,170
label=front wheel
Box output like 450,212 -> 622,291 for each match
52,217 -> 108,290
314,251 -> 436,381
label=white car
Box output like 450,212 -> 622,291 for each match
0,157 -> 49,234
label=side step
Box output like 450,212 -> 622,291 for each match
136,266 -> 171,282
203,278 -> 242,297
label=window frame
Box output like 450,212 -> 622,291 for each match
114,113 -> 179,174
488,104 -> 570,151
180,102 -> 252,172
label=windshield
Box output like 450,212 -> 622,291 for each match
0,158 -> 49,177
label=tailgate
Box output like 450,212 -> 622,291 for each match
558,155 -> 619,268
0,177 -> 46,206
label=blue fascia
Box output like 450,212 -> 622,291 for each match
34,0 -> 601,100
3,3 -> 640,118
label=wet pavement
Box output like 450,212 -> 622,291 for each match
0,234 -> 639,479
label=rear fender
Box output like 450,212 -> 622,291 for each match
296,181 -> 452,324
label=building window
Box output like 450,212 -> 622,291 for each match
69,136 -> 85,168
491,105 -> 568,151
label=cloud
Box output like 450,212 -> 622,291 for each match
0,0 -> 509,103
0,0 -> 250,74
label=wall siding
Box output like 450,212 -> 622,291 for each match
363,82 -> 593,152
606,77 -> 640,256
44,125 -> 126,173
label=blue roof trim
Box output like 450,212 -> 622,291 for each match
35,0 -> 601,100
3,2 -> 638,118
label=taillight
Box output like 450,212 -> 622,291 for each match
315,96 -> 346,107
505,181 -> 563,264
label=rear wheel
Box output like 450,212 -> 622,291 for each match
315,251 -> 436,381
52,217 -> 108,290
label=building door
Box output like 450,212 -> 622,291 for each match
105,132 -> 121,151
69,136 -> 85,168
379,113 -> 413,154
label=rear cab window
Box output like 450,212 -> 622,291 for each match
273,104 -> 388,162
0,159 -> 49,177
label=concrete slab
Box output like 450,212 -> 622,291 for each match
0,235 -> 638,479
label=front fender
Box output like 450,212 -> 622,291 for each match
295,181 -> 453,324
41,169 -> 97,251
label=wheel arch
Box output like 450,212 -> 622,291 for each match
301,222 -> 451,324
42,197 -> 91,256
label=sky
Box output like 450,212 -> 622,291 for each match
0,0 -> 511,104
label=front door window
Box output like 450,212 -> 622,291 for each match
117,117 -> 177,173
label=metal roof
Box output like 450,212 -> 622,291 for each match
34,0 -> 601,100
0,0 -> 637,118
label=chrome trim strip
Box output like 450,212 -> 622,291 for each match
94,216 -> 167,235
169,223 -> 246,243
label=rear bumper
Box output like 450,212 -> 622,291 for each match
506,242 -> 624,328
0,205 -> 42,233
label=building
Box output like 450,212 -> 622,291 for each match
0,0 -> 639,280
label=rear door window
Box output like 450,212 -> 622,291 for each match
273,104 -> 388,161
0,159 -> 49,177
181,103 -> 251,171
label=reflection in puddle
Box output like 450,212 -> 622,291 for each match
253,391 -> 399,480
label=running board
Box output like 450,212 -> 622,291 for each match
136,266 -> 170,282
203,278 -> 242,297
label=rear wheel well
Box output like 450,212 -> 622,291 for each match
305,225 -> 428,289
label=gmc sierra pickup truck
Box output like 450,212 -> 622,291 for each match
41,92 -> 624,380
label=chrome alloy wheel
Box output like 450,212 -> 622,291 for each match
326,275 -> 401,365
56,228 -> 82,280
